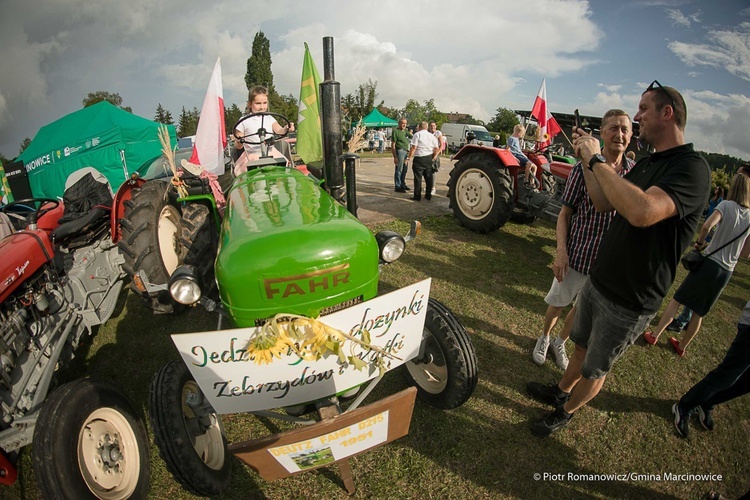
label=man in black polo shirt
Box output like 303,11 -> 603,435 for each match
527,81 -> 711,436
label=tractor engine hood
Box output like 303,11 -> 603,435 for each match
216,167 -> 379,327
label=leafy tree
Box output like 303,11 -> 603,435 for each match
177,107 -> 200,137
19,138 -> 31,155
154,103 -> 174,124
82,91 -> 132,112
487,107 -> 519,134
397,99 -> 446,126
270,93 -> 299,124
245,32 -> 274,92
711,169 -> 731,195
225,104 -> 243,134
699,151 -> 748,173
342,79 -> 383,123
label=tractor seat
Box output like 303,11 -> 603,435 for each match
52,207 -> 110,243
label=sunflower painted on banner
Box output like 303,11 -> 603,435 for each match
243,314 -> 400,376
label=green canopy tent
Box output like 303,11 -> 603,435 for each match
360,108 -> 398,128
17,102 -> 177,198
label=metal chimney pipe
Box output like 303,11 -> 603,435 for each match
320,36 -> 345,204
342,153 -> 359,217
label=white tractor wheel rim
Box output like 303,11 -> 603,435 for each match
78,408 -> 141,500
157,205 -> 181,274
456,168 -> 495,220
406,327 -> 448,394
183,381 -> 226,470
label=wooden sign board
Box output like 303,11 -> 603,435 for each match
229,386 -> 417,481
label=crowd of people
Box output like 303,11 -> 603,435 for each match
390,120 -> 445,200
520,82 -> 750,451
235,84 -> 750,454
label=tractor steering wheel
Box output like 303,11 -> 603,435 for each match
233,112 -> 291,146
1,198 -> 60,225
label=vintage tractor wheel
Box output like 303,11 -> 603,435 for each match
32,379 -> 150,500
180,203 -> 217,299
150,361 -> 231,496
118,180 -> 183,313
448,153 -> 514,233
404,298 -> 478,409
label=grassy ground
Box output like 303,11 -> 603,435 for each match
8,215 -> 750,499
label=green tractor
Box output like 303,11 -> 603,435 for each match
118,38 -> 477,496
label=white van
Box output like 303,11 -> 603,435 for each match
441,124 -> 494,152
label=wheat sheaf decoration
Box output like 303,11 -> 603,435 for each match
157,124 -> 188,198
244,314 -> 401,377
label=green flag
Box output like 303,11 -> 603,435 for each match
296,42 -> 323,164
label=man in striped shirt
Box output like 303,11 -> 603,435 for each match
532,109 -> 635,370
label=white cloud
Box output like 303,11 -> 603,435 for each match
666,9 -> 693,27
0,0 -> 747,162
668,22 -> 750,83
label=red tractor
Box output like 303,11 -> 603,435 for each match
0,170 -> 150,498
447,143 -> 574,232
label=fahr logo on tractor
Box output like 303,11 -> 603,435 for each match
263,264 -> 350,300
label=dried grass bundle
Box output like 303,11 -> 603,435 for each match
157,124 -> 188,198
347,121 -> 369,153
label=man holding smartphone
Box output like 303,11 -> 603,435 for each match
526,82 -> 711,436
532,109 -> 635,371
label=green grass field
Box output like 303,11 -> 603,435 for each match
8,214 -> 750,499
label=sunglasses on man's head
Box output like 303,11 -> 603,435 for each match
646,80 -> 677,110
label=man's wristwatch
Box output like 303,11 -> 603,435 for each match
587,154 -> 607,171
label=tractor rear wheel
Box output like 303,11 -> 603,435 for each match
118,180 -> 183,313
179,203 -> 217,299
448,153 -> 514,233
404,299 -> 478,409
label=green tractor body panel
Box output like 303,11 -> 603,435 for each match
216,166 -> 379,327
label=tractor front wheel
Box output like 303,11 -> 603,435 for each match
150,361 -> 231,497
448,153 -> 514,233
32,379 -> 150,500
404,299 -> 478,409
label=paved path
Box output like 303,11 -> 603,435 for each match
350,156 -> 454,225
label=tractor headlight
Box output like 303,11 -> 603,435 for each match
168,265 -> 202,305
375,231 -> 406,263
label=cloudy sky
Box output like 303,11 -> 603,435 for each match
1,0 -> 749,160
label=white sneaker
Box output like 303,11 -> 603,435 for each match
431,187 -> 437,195
532,336 -> 550,365
550,338 -> 569,370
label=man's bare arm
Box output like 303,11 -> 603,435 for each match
553,205 -> 574,282
580,164 -> 614,212
575,131 -> 677,227
590,164 -> 677,227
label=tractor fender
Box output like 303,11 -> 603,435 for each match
449,145 -> 521,188
111,177 -> 146,243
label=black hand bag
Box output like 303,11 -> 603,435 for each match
680,249 -> 704,271
681,223 -> 750,272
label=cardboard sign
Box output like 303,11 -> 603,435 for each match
171,279 -> 431,413
267,410 -> 388,473
229,387 -> 417,480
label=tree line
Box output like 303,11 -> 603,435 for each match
2,31 -> 747,174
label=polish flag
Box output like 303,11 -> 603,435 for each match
530,79 -> 562,147
188,58 -> 226,175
